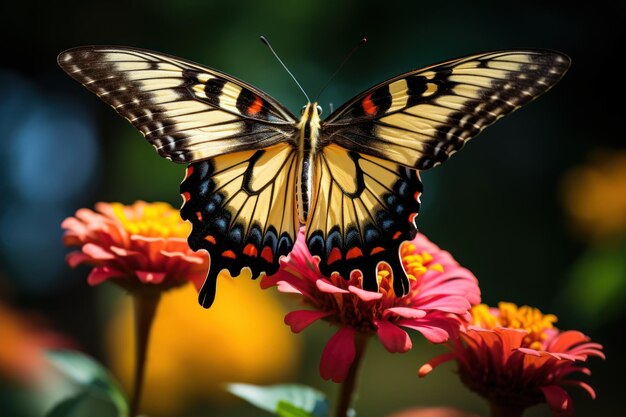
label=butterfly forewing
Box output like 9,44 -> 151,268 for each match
58,46 -> 297,163
322,50 -> 570,169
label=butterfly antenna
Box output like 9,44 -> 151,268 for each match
315,37 -> 367,103
260,36 -> 310,103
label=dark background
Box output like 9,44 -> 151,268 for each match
1,1 -> 624,416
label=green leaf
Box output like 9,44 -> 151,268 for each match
45,350 -> 128,417
276,401 -> 315,417
226,383 -> 329,417
45,391 -> 120,417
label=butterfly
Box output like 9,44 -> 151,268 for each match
58,45 -> 570,308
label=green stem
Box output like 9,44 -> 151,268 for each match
129,292 -> 161,417
334,333 -> 369,417
489,402 -> 525,417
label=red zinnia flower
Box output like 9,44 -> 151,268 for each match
262,229 -> 480,382
419,302 -> 605,417
62,201 -> 208,292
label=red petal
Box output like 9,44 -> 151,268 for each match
418,352 -> 456,377
320,327 -> 356,383
376,320 -> 412,353
285,310 -> 331,333
540,385 -> 574,417
87,266 -> 124,285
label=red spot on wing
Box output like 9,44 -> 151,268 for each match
392,231 -> 402,240
222,250 -> 237,259
362,93 -> 377,116
247,95 -> 263,115
327,247 -> 343,265
261,246 -> 274,263
346,247 -> 363,260
185,166 -> 194,179
408,212 -> 417,224
370,246 -> 385,255
414,191 -> 421,201
182,191 -> 191,202
195,211 -> 203,222
243,243 -> 258,257
204,235 -> 216,244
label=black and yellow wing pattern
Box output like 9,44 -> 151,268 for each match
59,46 -> 570,307
309,50 -> 570,294
58,46 -> 300,307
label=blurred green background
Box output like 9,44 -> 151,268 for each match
1,0 -> 624,416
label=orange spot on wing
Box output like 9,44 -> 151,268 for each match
362,93 -> 377,116
221,250 -> 237,259
370,246 -> 385,255
204,235 -> 216,244
261,246 -> 274,263
346,247 -> 363,260
327,247 -> 343,265
408,212 -> 417,224
185,166 -> 194,179
247,95 -> 263,115
392,231 -> 402,240
195,211 -> 203,222
414,191 -> 421,201
182,191 -> 191,202
243,243 -> 258,257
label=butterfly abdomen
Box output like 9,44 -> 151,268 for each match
295,103 -> 322,224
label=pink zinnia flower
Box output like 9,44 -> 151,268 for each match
62,201 -> 208,292
419,303 -> 605,417
262,229 -> 480,382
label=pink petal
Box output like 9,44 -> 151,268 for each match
384,307 -> 427,319
135,271 -> 167,284
398,320 -> 450,344
320,327 -> 356,383
348,285 -> 382,301
66,251 -> 93,268
564,380 -> 596,399
419,352 -> 456,377
376,320 -> 412,353
285,310 -> 331,333
415,295 -> 471,314
317,279 -> 349,294
276,280 -> 303,294
87,266 -> 124,286
82,243 -> 115,260
540,385 -> 574,417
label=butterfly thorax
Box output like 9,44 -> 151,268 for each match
296,102 -> 321,224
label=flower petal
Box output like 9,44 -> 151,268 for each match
398,320 -> 450,344
82,243 -> 115,260
418,352 -> 456,377
384,307 -> 427,319
87,266 -> 124,286
348,285 -> 383,301
285,310 -> 331,333
317,279 -> 349,294
136,271 -> 167,284
320,327 -> 356,383
375,320 -> 412,353
540,385 -> 574,417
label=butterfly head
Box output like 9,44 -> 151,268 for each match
301,103 -> 323,117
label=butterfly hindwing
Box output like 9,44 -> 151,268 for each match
323,50 -> 570,169
306,144 -> 422,295
58,46 -> 297,163
180,143 -> 299,307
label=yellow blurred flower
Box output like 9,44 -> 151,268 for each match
105,275 -> 301,416
561,150 -> 626,241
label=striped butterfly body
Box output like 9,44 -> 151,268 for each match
58,46 -> 570,307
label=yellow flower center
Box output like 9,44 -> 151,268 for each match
376,242 -> 444,287
111,202 -> 190,238
470,302 -> 558,350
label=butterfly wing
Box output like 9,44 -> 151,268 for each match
59,46 -> 300,308
180,143 -> 299,307
306,144 -> 422,295
310,50 -> 570,295
322,50 -> 570,169
58,46 -> 297,162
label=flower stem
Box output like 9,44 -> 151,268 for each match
129,292 -> 161,417
489,402 -> 525,417
334,333 -> 369,417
